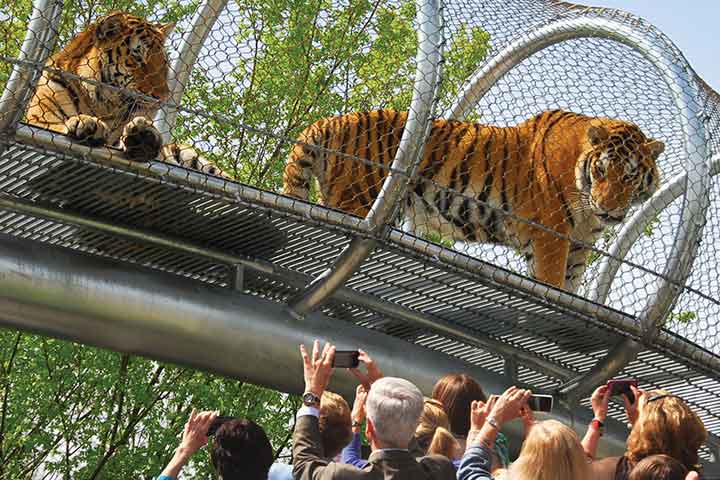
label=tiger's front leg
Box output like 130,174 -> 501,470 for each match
64,114 -> 109,147
529,230 -> 571,290
120,116 -> 163,161
160,143 -> 229,178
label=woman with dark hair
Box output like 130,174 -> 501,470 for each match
432,373 -> 509,469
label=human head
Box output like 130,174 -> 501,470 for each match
629,454 -> 689,480
415,398 -> 460,458
508,420 -> 589,480
319,391 -> 352,458
365,377 -> 424,449
432,373 -> 486,436
210,418 -> 274,480
627,391 -> 707,471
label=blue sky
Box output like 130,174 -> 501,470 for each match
597,0 -> 719,91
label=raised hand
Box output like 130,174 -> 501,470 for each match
623,385 -> 644,426
300,340 -> 335,397
349,348 -> 383,389
488,386 -> 531,427
591,385 -> 612,422
351,384 -> 368,430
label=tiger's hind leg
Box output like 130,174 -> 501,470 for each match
120,116 -> 163,161
160,143 -> 229,178
64,114 -> 108,146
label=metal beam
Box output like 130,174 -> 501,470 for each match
0,234 -> 631,457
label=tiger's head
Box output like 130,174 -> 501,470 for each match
577,120 -> 663,226
63,12 -> 174,110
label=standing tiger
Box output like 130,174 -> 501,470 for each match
24,12 -> 227,177
283,109 -> 663,292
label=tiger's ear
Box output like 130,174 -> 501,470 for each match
96,14 -> 124,41
646,139 -> 665,160
157,22 -> 175,36
587,124 -> 609,146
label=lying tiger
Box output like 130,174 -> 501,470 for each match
25,12 -> 227,177
283,109 -> 663,292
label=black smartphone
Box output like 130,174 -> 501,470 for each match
332,350 -> 360,368
527,394 -> 553,412
207,416 -> 235,436
607,379 -> 638,404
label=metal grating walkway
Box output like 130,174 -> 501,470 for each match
1,131 -> 719,456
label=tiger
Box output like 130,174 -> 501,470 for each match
24,12 -> 228,178
283,109 -> 663,292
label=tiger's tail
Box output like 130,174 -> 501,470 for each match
283,121 -> 326,200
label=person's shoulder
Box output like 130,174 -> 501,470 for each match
590,455 -> 622,480
418,454 -> 456,478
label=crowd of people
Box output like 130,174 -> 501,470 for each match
156,340 -> 708,480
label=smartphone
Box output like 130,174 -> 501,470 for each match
607,379 -> 638,403
207,416 -> 235,436
527,394 -> 553,412
332,350 -> 360,368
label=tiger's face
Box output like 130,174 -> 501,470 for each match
579,122 -> 663,225
91,12 -> 174,108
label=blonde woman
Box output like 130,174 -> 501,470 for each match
415,398 -> 461,461
458,386 -> 591,480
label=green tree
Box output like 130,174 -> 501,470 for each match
0,329 -> 299,479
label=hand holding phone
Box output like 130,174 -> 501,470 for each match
526,394 -> 553,412
607,379 -> 638,404
332,350 -> 360,368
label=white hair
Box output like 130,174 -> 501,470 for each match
366,377 -> 424,448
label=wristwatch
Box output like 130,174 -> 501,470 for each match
351,420 -> 363,428
590,418 -> 605,436
486,415 -> 500,430
302,391 -> 321,407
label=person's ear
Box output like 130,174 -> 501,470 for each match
365,418 -> 375,443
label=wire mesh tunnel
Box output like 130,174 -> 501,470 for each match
1,0 -> 719,466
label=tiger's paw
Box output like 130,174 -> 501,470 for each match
64,114 -> 108,146
161,143 -> 230,178
120,116 -> 163,161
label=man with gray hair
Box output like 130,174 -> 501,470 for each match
292,340 -> 455,480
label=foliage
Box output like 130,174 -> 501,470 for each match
669,310 -> 697,325
0,329 -> 299,479
175,0 -> 491,189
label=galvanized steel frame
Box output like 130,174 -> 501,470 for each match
444,15 -> 711,402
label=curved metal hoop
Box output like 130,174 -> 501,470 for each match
446,16 -> 708,330
443,15 -> 711,401
287,0 -> 444,316
153,0 -> 230,144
